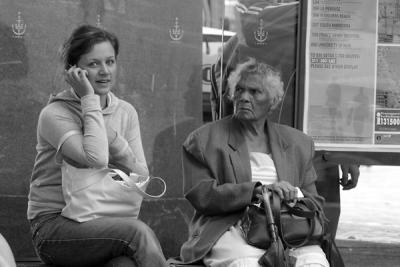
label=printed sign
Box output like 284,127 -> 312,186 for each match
304,0 -> 400,151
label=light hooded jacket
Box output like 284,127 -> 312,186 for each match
28,88 -> 148,220
180,116 -> 325,263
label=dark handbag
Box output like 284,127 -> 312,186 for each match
241,191 -> 326,249
241,203 -> 274,249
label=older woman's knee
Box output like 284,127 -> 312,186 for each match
288,245 -> 329,267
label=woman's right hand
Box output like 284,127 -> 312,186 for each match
65,65 -> 94,97
268,181 -> 298,202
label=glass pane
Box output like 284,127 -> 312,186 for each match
302,1 -> 400,265
0,0 -> 203,260
207,0 -> 299,126
1,0 -> 399,265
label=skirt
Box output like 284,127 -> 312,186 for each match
203,224 -> 329,267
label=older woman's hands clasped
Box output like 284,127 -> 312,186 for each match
254,181 -> 298,203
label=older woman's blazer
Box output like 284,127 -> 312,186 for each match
180,116 -> 324,264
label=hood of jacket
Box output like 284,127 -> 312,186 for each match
47,88 -> 119,115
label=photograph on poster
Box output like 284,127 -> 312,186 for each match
375,46 -> 400,144
378,0 -> 400,44
304,0 -> 400,151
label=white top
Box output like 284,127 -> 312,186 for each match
250,152 -> 303,197
250,152 -> 277,184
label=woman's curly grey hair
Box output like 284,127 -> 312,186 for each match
227,57 -> 284,111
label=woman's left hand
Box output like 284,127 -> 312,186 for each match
269,181 -> 298,202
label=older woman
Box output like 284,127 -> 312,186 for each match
27,25 -> 168,267
180,58 -> 329,267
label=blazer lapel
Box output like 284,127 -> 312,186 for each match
267,121 -> 295,185
228,119 -> 251,183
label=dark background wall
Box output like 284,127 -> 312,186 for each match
0,0 -> 202,260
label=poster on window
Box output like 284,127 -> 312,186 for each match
303,0 -> 400,151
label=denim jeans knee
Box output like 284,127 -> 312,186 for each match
30,213 -> 168,267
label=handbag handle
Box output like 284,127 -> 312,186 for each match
111,169 -> 166,199
271,192 -> 317,248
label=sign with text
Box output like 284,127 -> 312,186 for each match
304,0 -> 400,152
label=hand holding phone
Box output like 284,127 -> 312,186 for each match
65,65 -> 94,97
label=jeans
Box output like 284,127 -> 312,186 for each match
30,213 -> 168,267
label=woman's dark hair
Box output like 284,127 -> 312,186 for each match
61,25 -> 119,69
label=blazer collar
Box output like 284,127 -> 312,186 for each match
227,118 -> 250,183
227,117 -> 290,152
267,121 -> 293,184
266,120 -> 290,152
227,117 -> 244,151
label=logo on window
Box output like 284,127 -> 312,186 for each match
169,17 -> 184,41
12,11 -> 26,38
96,14 -> 103,28
254,19 -> 268,45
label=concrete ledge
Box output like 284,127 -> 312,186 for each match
17,240 -> 400,267
17,264 -> 50,267
337,239 -> 400,267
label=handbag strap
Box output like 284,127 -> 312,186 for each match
111,169 -> 166,199
284,198 -> 317,219
271,192 -> 317,249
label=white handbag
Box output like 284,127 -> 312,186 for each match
61,161 -> 166,222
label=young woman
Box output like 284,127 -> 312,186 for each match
27,25 -> 168,267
